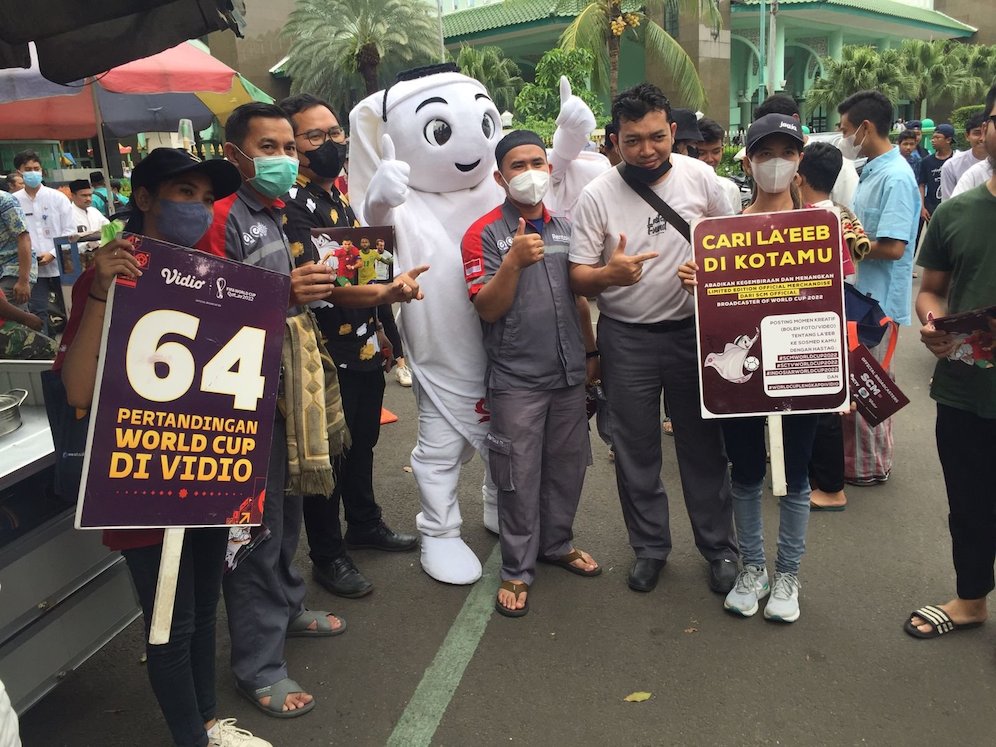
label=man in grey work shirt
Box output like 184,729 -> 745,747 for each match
464,130 -> 600,617
569,83 -> 738,596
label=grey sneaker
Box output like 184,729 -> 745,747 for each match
764,572 -> 801,623
723,564 -> 769,617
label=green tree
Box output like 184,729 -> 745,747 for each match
895,39 -> 986,118
513,48 -> 603,122
456,45 -> 525,114
558,0 -> 720,105
806,46 -> 907,114
283,0 -> 440,110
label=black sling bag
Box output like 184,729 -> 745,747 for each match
616,162 -> 691,244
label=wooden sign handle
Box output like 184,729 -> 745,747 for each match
768,415 -> 787,497
149,527 -> 186,645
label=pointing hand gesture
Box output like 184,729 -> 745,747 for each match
603,234 -> 657,287
506,218 -> 545,270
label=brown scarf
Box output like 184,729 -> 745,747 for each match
279,310 -> 350,496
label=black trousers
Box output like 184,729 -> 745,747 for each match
123,528 -> 228,747
808,412 -> 845,493
302,367 -> 385,564
935,404 -> 996,600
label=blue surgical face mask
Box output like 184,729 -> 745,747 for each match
234,145 -> 299,198
21,171 -> 43,189
155,199 -> 213,247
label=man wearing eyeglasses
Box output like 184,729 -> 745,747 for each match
278,94 -> 419,602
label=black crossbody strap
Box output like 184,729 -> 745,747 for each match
616,162 -> 691,243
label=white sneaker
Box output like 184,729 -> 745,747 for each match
764,572 -> 801,623
723,564 -> 769,617
395,364 -> 412,387
208,718 -> 272,747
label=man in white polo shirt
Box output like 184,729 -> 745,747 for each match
12,149 -> 73,335
569,83 -> 738,596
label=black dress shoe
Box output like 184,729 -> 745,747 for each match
708,558 -> 738,594
628,557 -> 666,592
313,556 -> 374,598
345,523 -> 419,552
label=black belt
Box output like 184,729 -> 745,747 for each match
603,314 -> 694,332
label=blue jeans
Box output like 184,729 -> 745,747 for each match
722,415 -> 818,574
123,528 -> 228,747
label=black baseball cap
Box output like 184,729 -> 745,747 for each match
672,108 -> 703,142
746,114 -> 804,154
131,148 -> 241,200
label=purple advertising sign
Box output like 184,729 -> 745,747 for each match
693,208 -> 849,418
75,234 -> 290,529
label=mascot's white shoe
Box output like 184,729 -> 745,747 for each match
421,536 -> 482,585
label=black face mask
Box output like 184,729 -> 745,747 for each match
305,139 -> 347,179
622,159 -> 672,184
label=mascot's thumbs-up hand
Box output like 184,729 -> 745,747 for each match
366,134 -> 411,223
552,76 -> 596,162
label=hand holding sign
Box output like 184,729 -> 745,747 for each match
508,218 -> 545,270
93,238 -> 143,297
603,234 -> 657,287
676,260 -> 699,293
290,262 -> 335,306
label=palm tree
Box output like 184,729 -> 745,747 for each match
805,46 -> 907,114
558,0 -> 720,106
283,0 -> 440,109
456,45 -> 525,113
896,40 -> 985,118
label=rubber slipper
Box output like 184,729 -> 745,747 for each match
286,609 -> 347,637
495,580 -> 529,618
236,677 -> 316,719
809,502 -> 846,512
904,605 -> 984,639
538,548 -> 602,577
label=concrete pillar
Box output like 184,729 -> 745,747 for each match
829,30 -> 843,61
774,24 -> 786,90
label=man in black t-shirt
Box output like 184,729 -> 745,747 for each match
917,123 -> 955,223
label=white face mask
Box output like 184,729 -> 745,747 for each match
503,168 -> 550,206
838,125 -> 865,160
751,157 -> 799,194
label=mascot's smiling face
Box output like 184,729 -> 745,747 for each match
386,79 -> 502,193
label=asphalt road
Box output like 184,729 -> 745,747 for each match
17,301 -> 996,746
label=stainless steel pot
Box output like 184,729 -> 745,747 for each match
0,389 -> 29,438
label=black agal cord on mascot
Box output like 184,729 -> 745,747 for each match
382,62 -> 461,121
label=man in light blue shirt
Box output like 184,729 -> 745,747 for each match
837,90 -> 920,485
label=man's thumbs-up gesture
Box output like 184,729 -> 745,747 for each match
506,217 -> 545,270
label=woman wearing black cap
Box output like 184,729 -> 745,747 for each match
56,149 -> 271,747
678,115 -> 819,625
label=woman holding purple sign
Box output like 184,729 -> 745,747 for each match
57,149 -> 272,747
679,115 -> 820,624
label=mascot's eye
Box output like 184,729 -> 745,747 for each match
423,119 -> 452,146
481,114 -> 495,139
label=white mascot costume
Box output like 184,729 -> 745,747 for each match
350,63 -> 605,584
